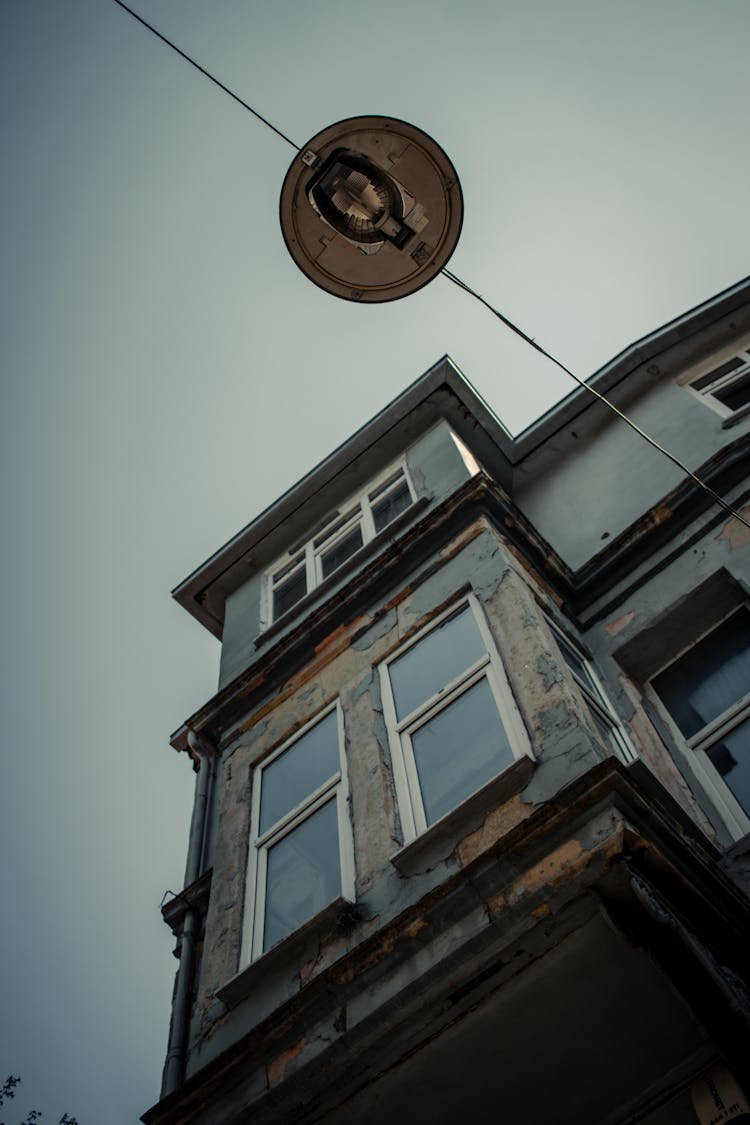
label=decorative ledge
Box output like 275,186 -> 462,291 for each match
721,403 -> 750,429
161,869 -> 213,936
391,756 -> 535,877
216,896 -> 353,1010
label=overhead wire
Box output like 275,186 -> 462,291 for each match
111,0 -> 299,151
441,268 -> 750,531
112,0 -> 750,534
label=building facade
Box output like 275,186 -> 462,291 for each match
144,277 -> 750,1125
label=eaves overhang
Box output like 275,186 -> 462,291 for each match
173,274 -> 750,639
171,356 -> 515,639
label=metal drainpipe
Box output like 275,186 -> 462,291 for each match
162,730 -> 215,1097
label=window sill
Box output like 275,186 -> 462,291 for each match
255,496 -> 431,649
390,756 -> 535,877
216,896 -> 353,1010
721,403 -> 750,428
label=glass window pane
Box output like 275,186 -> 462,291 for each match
411,677 -> 513,825
587,704 -> 621,754
555,633 -> 601,697
263,799 -> 340,952
389,606 -> 486,721
368,469 -> 403,502
313,509 -> 351,548
715,372 -> 750,412
693,357 -> 745,390
273,553 -> 304,582
260,711 -> 339,835
273,566 -> 307,619
320,524 -> 364,579
372,480 -> 412,532
653,611 -> 750,738
557,634 -> 611,702
706,716 -> 750,816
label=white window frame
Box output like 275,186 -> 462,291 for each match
547,619 -> 637,765
313,502 -> 366,585
267,550 -> 309,625
240,703 -> 355,966
648,609 -> 750,841
682,344 -> 750,420
260,460 -> 416,630
379,595 -> 533,843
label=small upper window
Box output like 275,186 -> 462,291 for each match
262,463 -> 415,628
370,472 -> 412,532
651,609 -> 750,824
270,554 -> 307,621
687,347 -> 750,419
548,621 -> 636,764
379,596 -> 532,842
242,706 -> 355,963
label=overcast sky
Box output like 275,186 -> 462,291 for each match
1,1 -> 749,1121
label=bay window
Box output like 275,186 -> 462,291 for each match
651,608 -> 750,828
379,597 -> 532,842
242,705 -> 354,962
548,621 -> 636,765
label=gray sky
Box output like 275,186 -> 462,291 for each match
1,1 -> 748,1121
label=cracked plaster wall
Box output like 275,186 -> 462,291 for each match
187,520 -> 621,1076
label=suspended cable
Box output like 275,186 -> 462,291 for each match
111,0 -> 748,532
441,268 -> 750,532
111,0 -> 299,151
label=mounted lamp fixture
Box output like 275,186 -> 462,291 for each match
280,116 -> 463,302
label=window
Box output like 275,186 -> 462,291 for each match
242,706 -> 354,962
380,597 -> 532,842
651,609 -> 750,826
263,463 -> 415,627
687,346 -> 750,419
548,621 -> 636,765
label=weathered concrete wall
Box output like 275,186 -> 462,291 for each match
177,370 -> 750,1093
514,374 -> 750,570
188,518 -> 622,1079
220,580 -> 263,689
218,421 -> 478,689
582,503 -> 750,846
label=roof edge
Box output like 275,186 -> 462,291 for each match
173,274 -> 750,638
511,272 -> 750,458
171,355 -> 514,636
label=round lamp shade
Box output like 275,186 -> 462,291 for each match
279,116 -> 463,303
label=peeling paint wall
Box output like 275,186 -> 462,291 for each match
187,519 -> 626,1079
169,345 -> 750,1107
